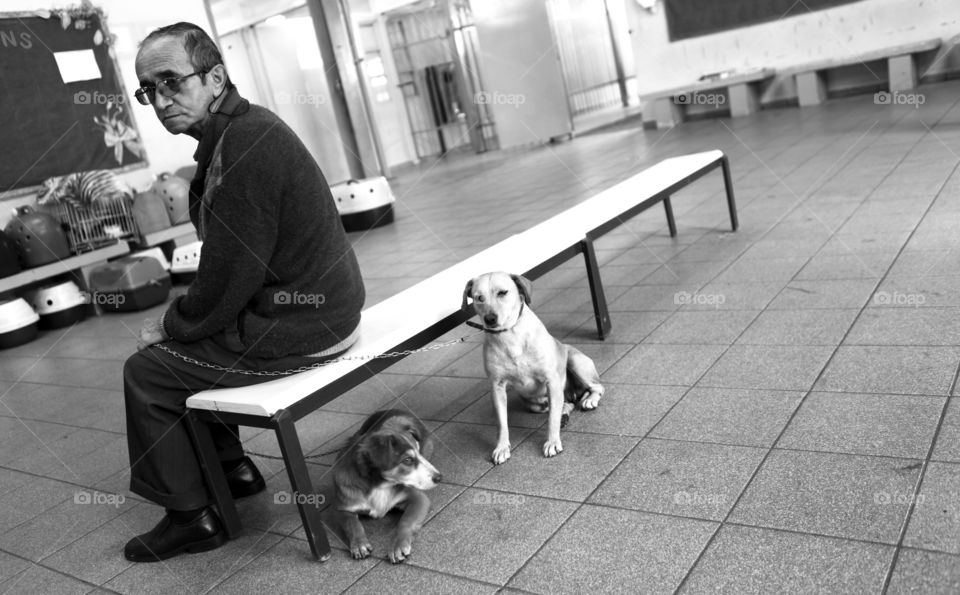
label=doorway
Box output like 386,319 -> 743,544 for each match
546,0 -> 637,117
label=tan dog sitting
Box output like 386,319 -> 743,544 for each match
462,272 -> 604,464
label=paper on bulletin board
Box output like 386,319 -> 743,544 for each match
54,49 -> 101,83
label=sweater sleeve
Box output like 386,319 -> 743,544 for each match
161,124 -> 281,344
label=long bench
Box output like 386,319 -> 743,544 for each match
786,38 -> 941,107
183,149 -> 738,560
641,68 -> 775,129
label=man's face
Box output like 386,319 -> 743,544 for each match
135,36 -> 221,137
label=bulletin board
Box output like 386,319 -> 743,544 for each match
0,6 -> 147,198
664,0 -> 864,41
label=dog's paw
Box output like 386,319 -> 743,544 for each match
492,444 -> 511,464
349,538 -> 372,559
580,389 -> 602,411
542,439 -> 563,457
390,534 -> 413,564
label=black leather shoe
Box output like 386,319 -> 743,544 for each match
223,456 -> 266,499
124,507 -> 226,562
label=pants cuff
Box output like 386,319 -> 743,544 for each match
130,476 -> 210,511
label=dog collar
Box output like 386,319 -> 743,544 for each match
466,302 -> 524,334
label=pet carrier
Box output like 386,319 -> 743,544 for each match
88,256 -> 171,312
331,177 -> 395,232
4,206 -> 71,268
151,173 -> 191,225
24,280 -> 88,328
0,230 -> 22,278
132,188 -> 172,237
0,298 -> 40,349
170,241 -> 202,284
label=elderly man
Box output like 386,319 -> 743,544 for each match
123,22 -> 364,562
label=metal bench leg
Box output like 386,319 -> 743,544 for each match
185,410 -> 242,539
720,156 -> 739,231
581,237 -> 611,340
272,409 -> 332,562
663,197 -> 678,237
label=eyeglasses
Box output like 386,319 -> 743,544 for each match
134,71 -> 207,105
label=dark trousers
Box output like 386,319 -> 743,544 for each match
124,339 -> 325,510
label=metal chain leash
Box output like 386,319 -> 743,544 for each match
248,448 -> 342,461
154,331 -> 481,377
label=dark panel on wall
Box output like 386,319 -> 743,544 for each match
665,0 -> 864,41
0,9 -> 146,196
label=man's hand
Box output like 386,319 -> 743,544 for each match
137,317 -> 168,351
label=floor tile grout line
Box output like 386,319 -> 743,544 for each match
195,522 -> 304,594
879,357 -> 960,594
0,545 -> 116,594
0,415 -> 126,436
336,557 -> 506,595
671,102 -> 940,594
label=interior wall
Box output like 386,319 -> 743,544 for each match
626,0 -> 960,99
1,0 -> 212,213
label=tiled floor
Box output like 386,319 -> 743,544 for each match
2,80 -> 960,593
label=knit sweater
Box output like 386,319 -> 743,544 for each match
161,88 -> 365,358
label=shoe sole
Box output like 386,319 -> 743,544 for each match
125,532 -> 228,563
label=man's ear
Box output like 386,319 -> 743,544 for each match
511,274 -> 532,305
206,63 -> 228,96
461,278 -> 475,311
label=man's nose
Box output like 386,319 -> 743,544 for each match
152,92 -> 174,111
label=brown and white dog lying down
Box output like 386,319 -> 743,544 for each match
462,272 -> 605,464
331,409 -> 442,563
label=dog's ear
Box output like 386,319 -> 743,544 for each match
461,278 -> 475,311
511,274 -> 533,305
357,432 -> 399,472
